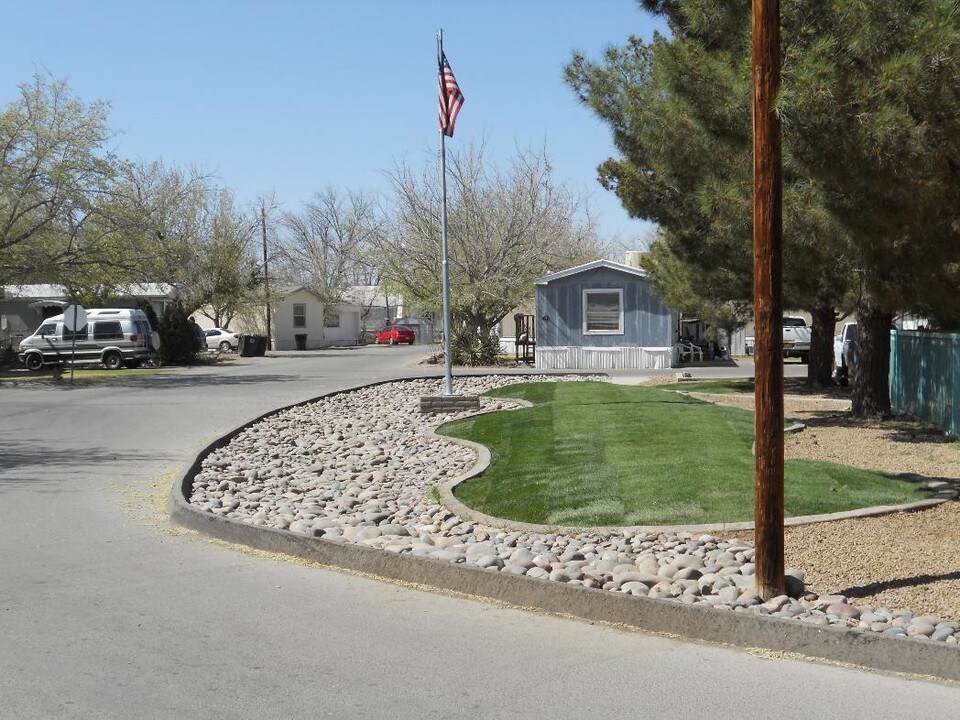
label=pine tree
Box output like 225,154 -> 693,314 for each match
567,0 -> 960,413
566,2 -> 856,387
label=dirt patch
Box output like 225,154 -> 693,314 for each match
692,388 -> 960,621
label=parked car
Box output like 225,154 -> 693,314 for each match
375,324 -> 416,345
18,308 -> 159,371
832,322 -> 858,386
205,327 -> 240,352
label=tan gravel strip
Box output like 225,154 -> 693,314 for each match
784,502 -> 960,622
691,388 -> 960,622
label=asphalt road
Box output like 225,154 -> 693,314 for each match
2,348 -> 957,719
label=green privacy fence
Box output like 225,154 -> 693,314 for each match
889,329 -> 959,436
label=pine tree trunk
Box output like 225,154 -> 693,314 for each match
851,297 -> 892,418
807,303 -> 836,387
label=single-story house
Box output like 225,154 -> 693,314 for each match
0,283 -> 174,349
271,287 -> 328,350
535,259 -> 677,370
269,285 -> 418,350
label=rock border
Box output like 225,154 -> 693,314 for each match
169,375 -> 960,683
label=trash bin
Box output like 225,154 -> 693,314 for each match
255,335 -> 268,356
239,335 -> 259,357
295,333 -> 307,351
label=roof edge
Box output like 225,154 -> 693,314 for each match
536,259 -> 649,285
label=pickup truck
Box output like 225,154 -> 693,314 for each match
832,321 -> 857,385
782,316 -> 811,363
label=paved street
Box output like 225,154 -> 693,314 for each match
1,348 -> 957,719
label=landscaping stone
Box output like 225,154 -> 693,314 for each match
187,375 -> 960,647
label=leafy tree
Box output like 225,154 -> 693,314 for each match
25,158 -> 208,303
0,76 -> 269,333
379,143 -> 605,364
95,162 -> 258,325
0,74 -> 116,283
642,234 -> 752,349
103,160 -> 209,301
190,191 -> 260,328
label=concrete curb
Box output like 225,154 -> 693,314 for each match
169,378 -> 960,683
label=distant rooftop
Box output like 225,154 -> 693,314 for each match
339,285 -> 403,308
2,283 -> 175,300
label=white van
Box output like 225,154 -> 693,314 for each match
18,308 -> 160,371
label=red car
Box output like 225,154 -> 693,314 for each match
375,324 -> 416,345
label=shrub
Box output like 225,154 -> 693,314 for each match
450,324 -> 501,366
134,300 -> 160,332
0,344 -> 16,369
158,303 -> 200,365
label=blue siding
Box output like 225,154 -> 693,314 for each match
536,268 -> 673,347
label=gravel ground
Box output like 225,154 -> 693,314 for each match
693,387 -> 960,622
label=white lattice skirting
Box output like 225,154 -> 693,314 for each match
535,346 -> 672,371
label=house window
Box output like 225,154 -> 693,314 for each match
323,310 -> 340,328
583,289 -> 623,334
293,303 -> 306,328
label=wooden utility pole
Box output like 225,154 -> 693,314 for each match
752,0 -> 785,600
261,206 -> 272,350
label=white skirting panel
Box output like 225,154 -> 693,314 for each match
535,346 -> 671,371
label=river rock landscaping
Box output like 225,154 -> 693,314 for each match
187,375 -> 959,647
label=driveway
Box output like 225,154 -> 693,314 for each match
2,348 -> 957,718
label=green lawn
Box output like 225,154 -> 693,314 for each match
442,381 -> 928,527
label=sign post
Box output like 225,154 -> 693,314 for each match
62,304 -> 87,384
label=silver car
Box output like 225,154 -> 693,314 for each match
204,327 -> 240,351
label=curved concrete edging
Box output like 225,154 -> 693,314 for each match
169,377 -> 960,683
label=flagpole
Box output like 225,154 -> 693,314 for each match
438,28 -> 454,396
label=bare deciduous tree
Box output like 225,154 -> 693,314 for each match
380,142 -> 604,363
276,188 -> 383,306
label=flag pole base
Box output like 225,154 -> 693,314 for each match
420,395 -> 480,414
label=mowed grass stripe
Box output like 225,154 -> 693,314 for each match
443,381 -> 929,526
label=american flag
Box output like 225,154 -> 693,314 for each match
438,52 -> 464,137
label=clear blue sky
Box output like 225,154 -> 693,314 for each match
2,1 -> 665,249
